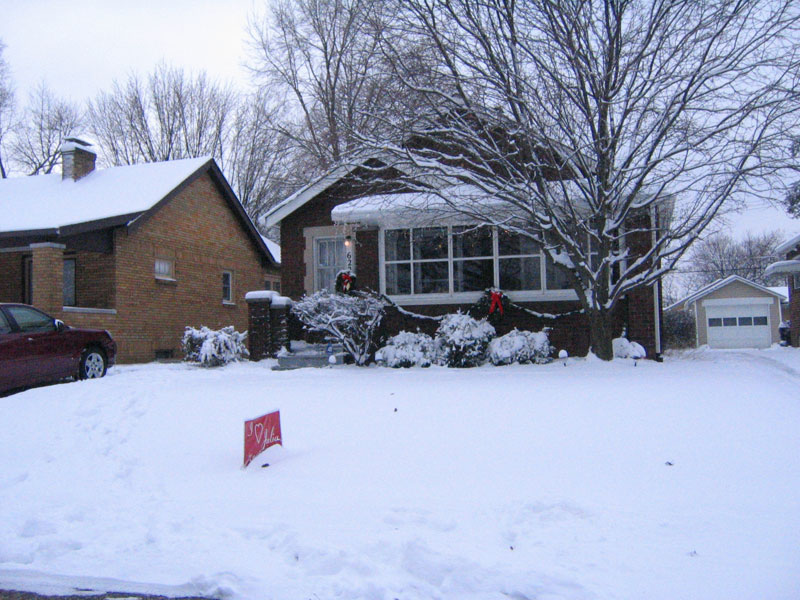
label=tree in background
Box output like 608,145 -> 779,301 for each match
247,0 -> 430,178
683,231 -> 785,290
87,64 -> 236,165
354,0 -> 799,359
0,39 -> 14,179
9,83 -> 83,175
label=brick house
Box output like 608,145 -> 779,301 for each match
765,233 -> 800,347
0,139 -> 280,363
263,158 -> 664,358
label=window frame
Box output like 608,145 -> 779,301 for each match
380,225 -> 581,304
63,257 -> 76,307
222,270 -> 234,304
313,236 -> 352,292
154,257 -> 176,281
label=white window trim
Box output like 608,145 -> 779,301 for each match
313,236 -> 355,292
379,226 -> 580,305
222,270 -> 235,304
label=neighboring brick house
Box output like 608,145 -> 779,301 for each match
0,138 -> 280,363
263,158 -> 664,358
765,233 -> 800,347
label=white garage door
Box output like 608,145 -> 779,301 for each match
706,304 -> 771,349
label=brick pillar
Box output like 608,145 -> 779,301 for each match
270,299 -> 292,356
30,243 -> 65,314
246,292 -> 273,361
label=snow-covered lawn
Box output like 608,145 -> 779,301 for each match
1,348 -> 799,600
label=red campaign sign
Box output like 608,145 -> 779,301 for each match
244,410 -> 282,467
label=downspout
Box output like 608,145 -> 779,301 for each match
651,205 -> 663,357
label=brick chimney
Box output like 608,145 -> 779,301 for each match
60,136 -> 96,181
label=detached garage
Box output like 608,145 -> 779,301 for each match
668,276 -> 786,349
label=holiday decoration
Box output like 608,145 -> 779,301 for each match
335,270 -> 356,294
471,288 -> 509,327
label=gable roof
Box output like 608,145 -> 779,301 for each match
666,275 -> 786,311
262,151 -> 405,228
0,157 -> 278,266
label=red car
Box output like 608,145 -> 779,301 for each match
0,303 -> 116,395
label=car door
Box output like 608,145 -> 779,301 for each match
4,306 -> 73,384
0,309 -> 27,392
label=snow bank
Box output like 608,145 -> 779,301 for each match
1,348 -> 799,599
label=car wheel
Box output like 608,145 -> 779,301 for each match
79,347 -> 107,380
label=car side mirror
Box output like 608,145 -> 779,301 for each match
54,319 -> 66,332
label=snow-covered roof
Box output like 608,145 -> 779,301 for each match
766,286 -> 789,301
774,233 -> 800,256
764,259 -> 800,279
0,156 -> 211,234
666,275 -> 786,311
261,236 -> 281,264
262,150 -> 398,228
331,185 -> 512,228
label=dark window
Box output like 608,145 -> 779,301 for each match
6,306 -> 55,332
414,261 -> 449,294
708,318 -> 722,327
264,280 -> 272,291
753,316 -> 768,326
63,258 -> 76,307
794,273 -> 800,290
545,256 -> 573,290
222,271 -> 233,302
413,227 -> 448,260
273,281 -> 281,293
738,317 -> 753,326
722,317 -> 737,327
154,349 -> 174,360
498,231 -> 541,291
385,263 -> 411,295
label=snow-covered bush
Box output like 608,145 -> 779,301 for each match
291,289 -> 385,366
434,312 -> 495,368
612,337 -> 647,359
375,331 -> 435,368
182,326 -> 249,367
488,329 -> 553,366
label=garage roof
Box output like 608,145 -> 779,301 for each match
667,275 -> 786,311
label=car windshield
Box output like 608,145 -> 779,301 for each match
6,306 -> 56,332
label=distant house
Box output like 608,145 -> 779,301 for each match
765,233 -> 800,347
263,156 -> 664,358
667,275 -> 786,349
0,138 -> 280,362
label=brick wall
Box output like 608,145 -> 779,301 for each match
72,250 -> 115,308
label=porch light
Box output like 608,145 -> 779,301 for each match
344,235 -> 352,247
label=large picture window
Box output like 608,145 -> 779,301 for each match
382,226 -> 578,300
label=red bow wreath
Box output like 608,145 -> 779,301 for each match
489,290 -> 504,315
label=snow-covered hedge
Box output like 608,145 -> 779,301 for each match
488,329 -> 553,366
182,326 -> 249,367
435,313 -> 496,368
375,331 -> 435,368
291,290 -> 385,366
612,337 -> 646,359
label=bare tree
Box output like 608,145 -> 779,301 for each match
357,0 -> 800,359
10,82 -> 83,175
247,0 -> 428,174
683,231 -> 785,289
0,39 -> 14,178
87,64 -> 237,165
225,91 -> 295,224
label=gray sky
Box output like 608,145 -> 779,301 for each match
1,0 -> 797,240
1,0 -> 255,101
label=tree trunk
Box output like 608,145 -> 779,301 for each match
588,309 -> 616,361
